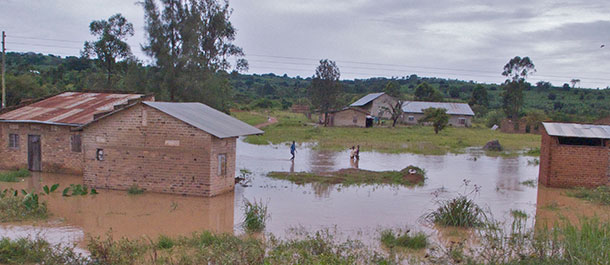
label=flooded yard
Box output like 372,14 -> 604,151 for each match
1,138 -> 609,250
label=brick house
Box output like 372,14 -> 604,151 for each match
400,101 -> 474,127
349,92 -> 397,120
323,107 -> 370,127
79,101 -> 262,197
0,92 -> 150,174
538,122 -> 610,188
500,118 -> 542,134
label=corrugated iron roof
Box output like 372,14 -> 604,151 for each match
542,122 -> 610,139
350,92 -> 385,107
0,92 -> 144,126
402,101 -> 475,116
143,102 -> 263,138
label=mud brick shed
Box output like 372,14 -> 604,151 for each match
79,101 -> 263,196
538,122 -> 610,188
323,107 -> 370,127
0,92 -> 151,174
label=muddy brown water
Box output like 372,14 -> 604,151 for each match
1,139 -> 609,250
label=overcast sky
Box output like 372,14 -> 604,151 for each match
2,0 -> 610,88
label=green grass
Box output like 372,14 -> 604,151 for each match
425,196 -> 486,227
510,209 -> 528,219
0,194 -> 48,222
520,179 -> 537,188
268,166 -> 426,187
541,202 -> 561,211
242,199 -> 270,233
567,186 -> 610,205
0,237 -> 87,265
243,111 -> 540,155
127,185 -> 144,195
380,229 -> 428,250
0,169 -> 31,182
232,111 -> 269,126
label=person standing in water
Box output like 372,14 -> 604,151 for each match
349,146 -> 356,160
355,145 -> 360,160
290,141 -> 297,160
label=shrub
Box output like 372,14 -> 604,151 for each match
242,198 -> 270,233
0,192 -> 47,222
156,235 -> 174,249
380,229 -> 428,249
0,237 -> 87,265
425,195 -> 486,227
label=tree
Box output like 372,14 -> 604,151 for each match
309,59 -> 341,126
570,79 -> 580,89
82,14 -> 134,89
535,81 -> 552,91
414,82 -> 443,101
419,107 -> 449,134
382,80 -> 403,127
469,84 -> 488,107
141,0 -> 247,105
501,56 -> 535,118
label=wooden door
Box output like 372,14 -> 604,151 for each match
28,135 -> 41,172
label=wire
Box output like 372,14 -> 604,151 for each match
10,42 -> 82,50
9,35 -> 83,44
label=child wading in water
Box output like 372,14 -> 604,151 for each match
290,141 -> 297,160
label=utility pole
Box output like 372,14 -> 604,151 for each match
1,31 -> 5,109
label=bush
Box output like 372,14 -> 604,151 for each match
0,237 -> 87,265
242,198 -> 270,233
484,110 -> 505,128
0,193 -> 47,222
425,195 -> 486,227
127,185 -> 144,195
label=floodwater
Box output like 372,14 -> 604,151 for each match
1,138 -> 609,249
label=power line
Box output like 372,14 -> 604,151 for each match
10,42 -> 82,50
9,35 -> 83,44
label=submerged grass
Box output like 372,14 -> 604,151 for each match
380,229 -> 428,250
425,196 -> 486,227
268,166 -> 426,187
0,194 -> 48,222
242,199 -> 270,233
0,237 -> 87,265
520,179 -> 537,188
243,111 -> 540,155
567,186 -> 610,205
0,169 -> 31,182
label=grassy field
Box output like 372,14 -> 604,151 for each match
231,111 -> 269,126
241,111 -> 541,155
268,166 -> 425,187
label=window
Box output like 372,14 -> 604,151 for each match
353,116 -> 358,124
96,149 -> 104,161
558,137 -> 603,146
70,135 -> 82,152
218,154 -> 227,176
8,134 -> 19,149
458,118 -> 466,125
408,116 -> 415,122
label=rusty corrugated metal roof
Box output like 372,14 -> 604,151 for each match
0,92 -> 144,126
542,122 -> 610,139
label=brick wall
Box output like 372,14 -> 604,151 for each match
0,123 -> 83,174
332,109 -> 367,127
538,128 -> 610,188
500,118 -> 541,134
82,104 -> 236,197
367,94 -> 397,119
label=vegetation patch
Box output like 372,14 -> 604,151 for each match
0,189 -> 48,222
0,237 -> 87,265
567,186 -> 610,205
0,169 -> 31,182
425,195 -> 486,227
380,229 -> 428,250
232,111 -> 269,126
268,166 -> 426,187
242,199 -> 270,233
245,112 -> 540,155
520,179 -> 537,188
127,185 -> 144,195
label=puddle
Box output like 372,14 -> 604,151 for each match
1,138 -> 608,248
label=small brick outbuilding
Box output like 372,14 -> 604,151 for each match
350,92 -> 397,120
538,122 -> 610,188
323,107 -> 370,127
79,101 -> 262,196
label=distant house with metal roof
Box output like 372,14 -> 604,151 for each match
322,107 -> 371,128
538,122 -> 610,188
349,92 -> 397,120
0,92 -> 152,174
81,101 -> 262,197
400,101 -> 474,127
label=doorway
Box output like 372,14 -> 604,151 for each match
28,135 -> 41,171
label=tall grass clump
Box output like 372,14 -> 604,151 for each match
0,192 -> 47,222
380,229 -> 428,250
425,195 -> 486,227
568,186 -> 610,205
127,185 -> 144,195
0,169 -> 30,182
0,237 -> 87,265
242,198 -> 270,233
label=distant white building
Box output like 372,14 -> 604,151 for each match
401,101 -> 475,127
